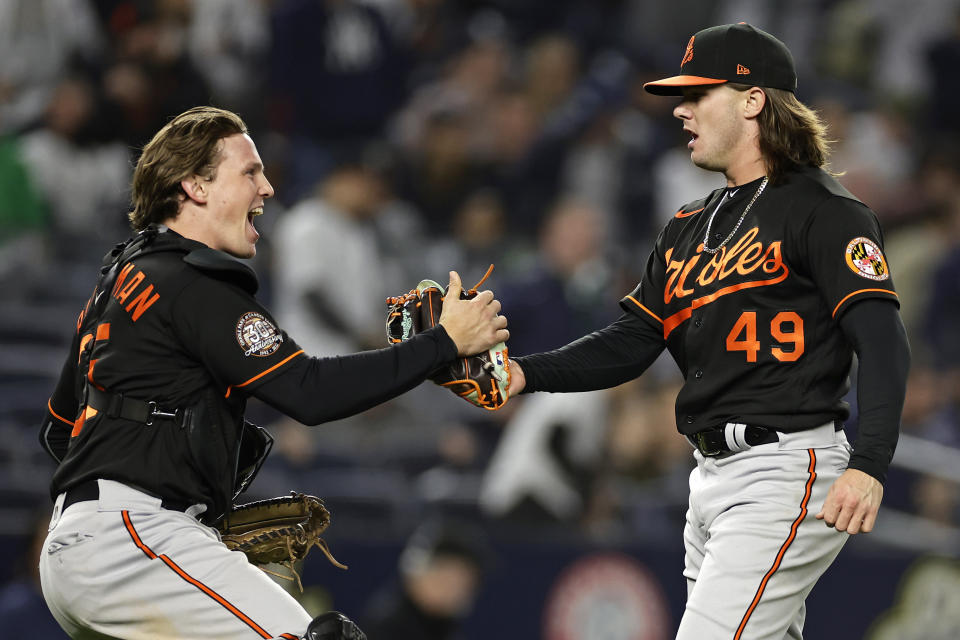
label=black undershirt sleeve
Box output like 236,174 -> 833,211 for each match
838,298 -> 910,483
251,325 -> 458,425
514,312 -> 666,393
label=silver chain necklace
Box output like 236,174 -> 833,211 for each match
701,176 -> 768,254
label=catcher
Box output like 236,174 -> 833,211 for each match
38,107 -> 508,640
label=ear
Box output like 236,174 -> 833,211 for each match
181,176 -> 208,204
743,87 -> 767,119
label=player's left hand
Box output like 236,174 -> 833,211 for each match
506,359 -> 526,396
815,468 -> 883,534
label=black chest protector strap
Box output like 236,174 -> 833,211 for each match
86,386 -> 184,427
97,227 -> 162,294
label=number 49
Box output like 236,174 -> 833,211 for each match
726,311 -> 804,362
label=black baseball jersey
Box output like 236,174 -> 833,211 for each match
621,166 -> 898,434
41,227 -> 457,518
42,229 -> 304,512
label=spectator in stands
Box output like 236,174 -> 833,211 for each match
394,107 -> 491,234
0,135 -> 47,245
98,0 -> 211,149
925,6 -> 960,138
268,0 -> 410,204
187,0 -> 271,125
479,387 -> 611,526
422,187 -> 533,287
496,197 -> 618,355
363,519 -> 490,640
18,76 -> 130,244
272,155 -> 392,357
0,0 -> 104,135
922,190 -> 960,403
390,18 -> 511,159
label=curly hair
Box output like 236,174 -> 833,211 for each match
729,84 -> 833,184
128,107 -> 248,230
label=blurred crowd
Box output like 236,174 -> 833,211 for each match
2,0 -> 960,612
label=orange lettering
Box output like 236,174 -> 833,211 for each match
718,228 -> 759,279
112,262 -> 136,297
78,333 -> 93,364
735,242 -> 763,275
115,271 -> 144,304
663,228 -> 787,304
659,227 -> 791,338
125,286 -> 160,321
762,242 -> 784,272
696,249 -> 725,286
71,405 -> 98,437
665,250 -> 701,303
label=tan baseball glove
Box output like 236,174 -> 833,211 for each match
217,492 -> 346,590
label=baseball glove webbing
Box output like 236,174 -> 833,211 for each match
217,492 -> 346,591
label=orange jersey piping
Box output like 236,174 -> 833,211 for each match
831,289 -> 898,318
224,350 -> 304,398
623,296 -> 664,324
47,399 -> 76,428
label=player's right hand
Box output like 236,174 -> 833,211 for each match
815,468 -> 884,535
439,270 -> 509,355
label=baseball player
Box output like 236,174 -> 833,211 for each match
507,24 -> 910,639
37,106 -> 509,640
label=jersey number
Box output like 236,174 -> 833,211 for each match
73,322 -> 111,436
78,322 -> 111,385
725,311 -> 804,362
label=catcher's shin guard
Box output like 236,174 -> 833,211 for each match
304,611 -> 366,640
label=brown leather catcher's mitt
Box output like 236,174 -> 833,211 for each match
386,265 -> 510,411
218,492 -> 346,589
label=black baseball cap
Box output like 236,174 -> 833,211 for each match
644,23 -> 797,95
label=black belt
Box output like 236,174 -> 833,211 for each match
62,479 -> 192,512
688,424 -> 779,457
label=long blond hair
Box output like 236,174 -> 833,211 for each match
129,107 -> 248,230
731,84 -> 833,183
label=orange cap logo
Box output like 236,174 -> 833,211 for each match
736,64 -> 751,75
681,36 -> 695,67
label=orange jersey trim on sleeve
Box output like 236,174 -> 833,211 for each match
831,289 -> 899,318
224,350 -> 305,398
623,296 -> 664,324
47,399 -> 76,428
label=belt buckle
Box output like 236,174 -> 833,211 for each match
694,431 -> 723,456
145,401 -> 180,426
